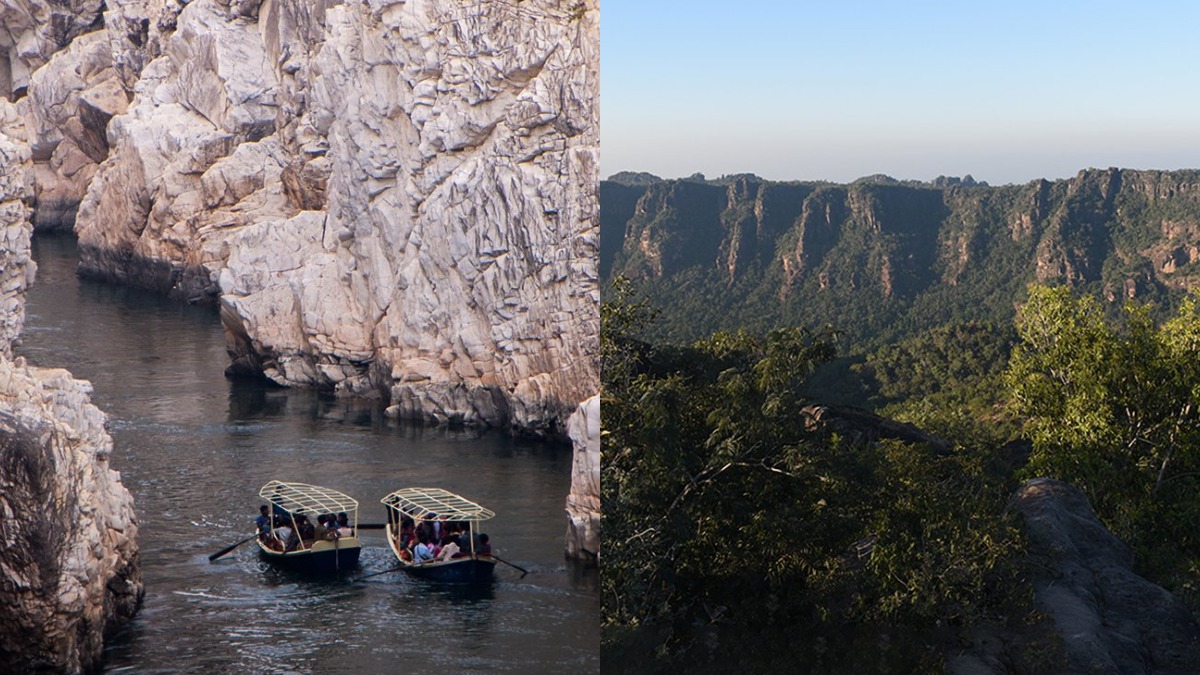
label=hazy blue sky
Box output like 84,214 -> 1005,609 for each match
601,2 -> 1200,185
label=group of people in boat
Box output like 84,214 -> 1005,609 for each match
393,513 -> 491,565
256,504 -> 354,553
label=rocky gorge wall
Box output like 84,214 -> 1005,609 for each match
67,0 -> 600,441
6,0 -> 599,562
0,99 -> 141,673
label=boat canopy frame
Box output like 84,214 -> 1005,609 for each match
380,487 -> 495,522
260,480 -> 359,521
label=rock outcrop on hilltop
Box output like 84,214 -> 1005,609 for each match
949,478 -> 1200,673
66,0 -> 599,441
602,169 -> 1200,347
0,98 -> 142,674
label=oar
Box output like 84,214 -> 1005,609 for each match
351,566 -> 404,582
491,555 -> 528,578
209,534 -> 257,562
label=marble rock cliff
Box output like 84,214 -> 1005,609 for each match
6,0 -> 599,559
564,394 -> 599,561
0,99 -> 142,673
69,0 -> 600,442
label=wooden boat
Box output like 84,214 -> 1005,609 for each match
380,487 -> 497,583
255,480 -> 363,574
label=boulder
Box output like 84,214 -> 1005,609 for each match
949,478 -> 1200,674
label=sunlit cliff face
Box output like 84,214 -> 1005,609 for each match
63,0 -> 598,438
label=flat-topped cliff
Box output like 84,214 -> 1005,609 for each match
603,169 -> 1200,346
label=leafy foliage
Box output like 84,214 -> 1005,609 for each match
601,282 -> 1032,671
1006,285 -> 1200,598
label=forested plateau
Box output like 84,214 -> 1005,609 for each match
602,168 -> 1200,349
600,169 -> 1200,672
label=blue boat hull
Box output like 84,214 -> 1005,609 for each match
256,538 -> 362,574
384,525 -> 495,582
400,557 -> 496,583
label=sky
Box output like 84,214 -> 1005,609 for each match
601,1 -> 1200,185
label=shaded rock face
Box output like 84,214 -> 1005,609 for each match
1015,479 -> 1200,673
72,0 -> 599,438
950,478 -> 1200,674
0,364 -> 143,674
0,98 -> 142,673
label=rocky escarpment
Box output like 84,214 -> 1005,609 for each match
67,0 -> 599,441
603,169 -> 1200,346
0,98 -> 142,673
949,478 -> 1200,673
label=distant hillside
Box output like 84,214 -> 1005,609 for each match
601,168 -> 1200,348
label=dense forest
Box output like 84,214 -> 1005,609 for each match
600,169 -> 1200,671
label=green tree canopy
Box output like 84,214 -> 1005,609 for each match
602,282 -> 1031,671
1005,284 -> 1200,588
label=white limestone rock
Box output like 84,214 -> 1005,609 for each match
74,0 -> 599,441
565,394 -> 599,561
0,98 -> 33,354
0,0 -> 104,97
26,30 -> 129,231
0,359 -> 143,673
0,96 -> 142,674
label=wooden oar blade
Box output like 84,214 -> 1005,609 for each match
351,566 -> 404,582
208,534 -> 257,562
492,555 -> 529,577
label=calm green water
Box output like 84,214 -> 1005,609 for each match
18,235 -> 599,673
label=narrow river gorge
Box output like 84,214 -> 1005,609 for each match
18,235 -> 599,672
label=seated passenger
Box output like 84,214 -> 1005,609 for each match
321,515 -> 340,541
275,522 -> 296,551
475,533 -> 491,556
413,533 -> 435,563
437,535 -> 461,561
297,515 -> 315,544
336,512 -> 354,536
256,505 -> 271,539
400,517 -> 416,549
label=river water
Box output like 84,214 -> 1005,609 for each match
16,235 -> 599,673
